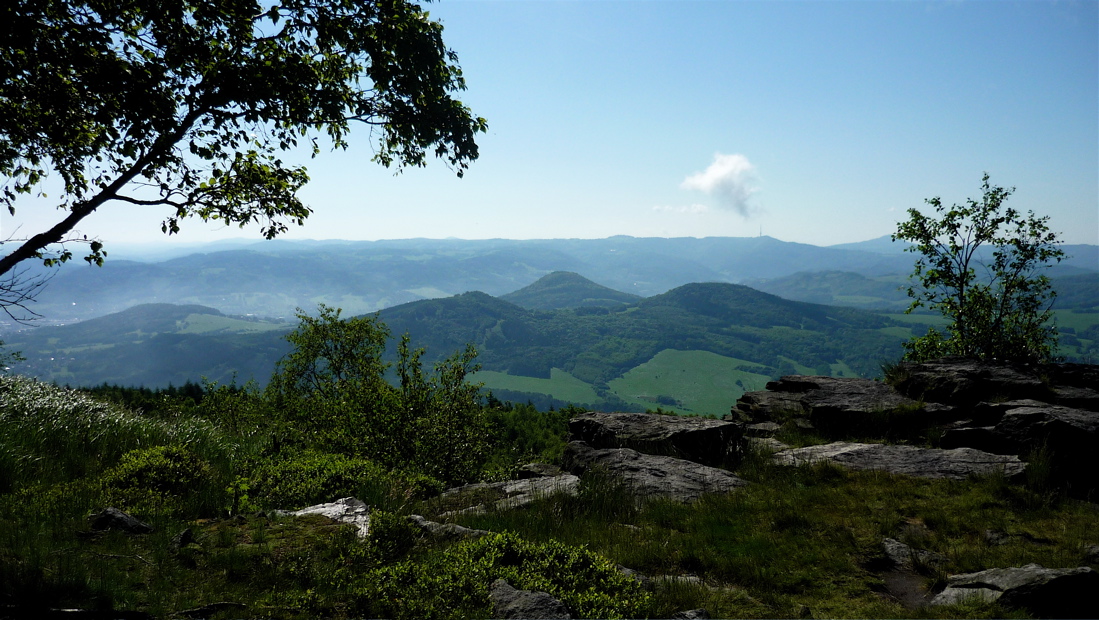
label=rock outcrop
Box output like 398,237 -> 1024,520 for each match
730,375 -> 952,436
489,578 -> 571,619
88,507 -> 153,534
568,412 -> 744,468
408,515 -> 491,541
280,497 -> 371,537
930,564 -> 1099,618
562,441 -> 749,503
772,442 -> 1026,480
440,474 -> 580,515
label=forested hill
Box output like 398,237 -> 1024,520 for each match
379,281 -> 901,385
500,271 -> 641,310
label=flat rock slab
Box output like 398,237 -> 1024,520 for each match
563,441 -> 749,503
407,515 -> 491,541
931,563 -> 1099,618
733,376 -> 952,436
88,507 -> 153,534
282,497 -> 371,537
893,360 -> 1053,405
773,442 -> 1026,480
490,578 -> 571,619
441,474 -> 580,515
569,412 -> 744,467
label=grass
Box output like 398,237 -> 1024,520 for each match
607,350 -> 772,416
473,368 -> 602,405
176,313 -> 289,335
2,375 -> 1098,619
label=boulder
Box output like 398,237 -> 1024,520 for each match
283,497 -> 371,537
516,463 -> 563,479
773,442 -> 1026,480
892,359 -> 1054,405
562,441 -> 749,503
941,401 -> 1098,493
671,609 -> 711,619
440,474 -> 580,515
489,578 -> 571,619
88,507 -> 153,534
407,515 -> 491,541
930,564 -> 1099,618
731,376 -> 953,437
882,537 -> 946,571
568,412 -> 744,467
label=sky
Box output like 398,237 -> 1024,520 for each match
4,0 -> 1098,251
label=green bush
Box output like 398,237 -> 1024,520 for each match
101,445 -> 221,515
242,451 -> 443,511
346,532 -> 649,620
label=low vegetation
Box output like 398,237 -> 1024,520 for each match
2,306 -> 1096,618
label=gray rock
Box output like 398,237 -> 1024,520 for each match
1083,545 -> 1099,564
882,537 -> 946,571
744,421 -> 781,437
747,436 -> 790,453
88,507 -> 152,534
568,411 -> 745,467
563,441 -> 749,503
407,514 -> 491,541
893,359 -> 1053,405
930,563 -> 1099,618
489,578 -> 571,619
283,497 -> 371,537
441,474 -> 580,515
773,442 -> 1026,480
733,376 -> 952,437
671,609 -> 711,619
516,463 -> 562,479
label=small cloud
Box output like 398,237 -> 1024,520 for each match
680,153 -> 759,216
653,204 -> 709,214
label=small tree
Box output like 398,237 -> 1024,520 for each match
893,174 -> 1064,363
267,305 -> 489,485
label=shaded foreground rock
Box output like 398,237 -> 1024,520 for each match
731,376 -> 952,436
773,442 -> 1026,480
280,497 -> 371,537
408,515 -> 491,541
88,507 -> 152,534
489,578 -> 571,619
893,359 -> 1099,409
930,564 -> 1099,618
882,537 -> 946,571
440,474 -> 580,515
563,441 -> 749,503
569,412 -> 744,467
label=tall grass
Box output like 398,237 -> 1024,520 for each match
0,375 -> 240,492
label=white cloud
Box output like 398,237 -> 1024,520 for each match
652,204 -> 709,214
680,153 -> 759,216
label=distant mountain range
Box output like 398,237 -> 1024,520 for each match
7,273 -> 921,415
15,235 -> 1095,325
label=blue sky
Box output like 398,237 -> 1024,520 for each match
6,0 -> 1098,248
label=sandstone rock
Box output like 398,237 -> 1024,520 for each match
772,442 -> 1026,480
733,376 -> 952,437
893,359 -> 1053,405
882,537 -> 946,571
407,515 -> 491,541
568,412 -> 744,467
489,578 -> 571,619
671,608 -> 711,619
930,563 -> 1099,618
563,441 -> 749,503
516,463 -> 563,479
441,474 -> 580,515
745,422 -> 781,437
284,497 -> 371,537
88,507 -> 153,534
942,402 -> 1098,492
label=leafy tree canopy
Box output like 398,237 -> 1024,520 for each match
0,0 -> 485,303
893,174 -> 1064,363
